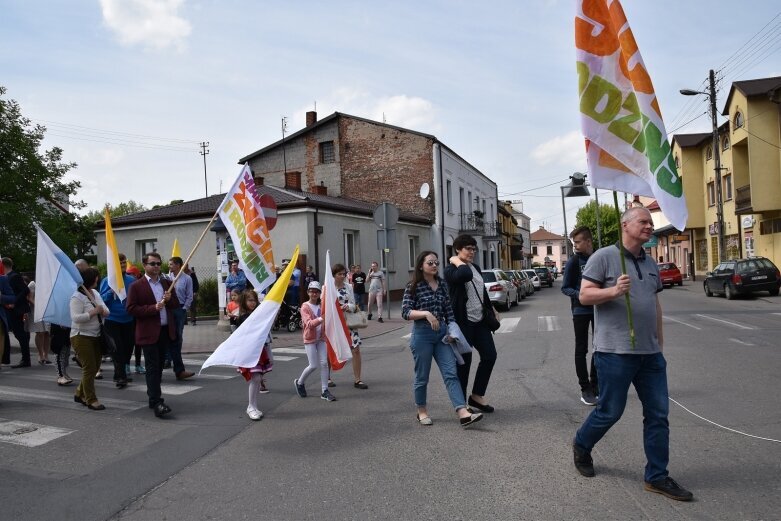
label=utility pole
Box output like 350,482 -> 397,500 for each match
708,69 -> 726,263
199,141 -> 209,198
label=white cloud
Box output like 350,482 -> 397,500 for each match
99,0 -> 191,51
531,131 -> 588,169
294,90 -> 439,133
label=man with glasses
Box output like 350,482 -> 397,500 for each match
99,253 -> 138,388
572,207 -> 692,501
127,252 -> 180,418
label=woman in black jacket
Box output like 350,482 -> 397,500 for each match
444,234 -> 498,413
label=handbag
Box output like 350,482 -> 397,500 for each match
345,310 -> 368,329
470,280 -> 501,333
97,316 -> 117,356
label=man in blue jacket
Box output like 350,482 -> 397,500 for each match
99,253 -> 137,388
561,226 -> 597,406
2,257 -> 32,368
0,274 -> 17,367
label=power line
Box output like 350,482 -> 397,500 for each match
44,131 -> 196,152
32,118 -> 201,144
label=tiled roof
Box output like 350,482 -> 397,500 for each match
530,228 -> 565,241
722,76 -> 781,115
101,184 -> 430,228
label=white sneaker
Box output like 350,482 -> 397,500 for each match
246,407 -> 263,421
57,376 -> 70,386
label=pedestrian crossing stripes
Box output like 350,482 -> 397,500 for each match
0,385 -> 143,411
537,316 -> 561,332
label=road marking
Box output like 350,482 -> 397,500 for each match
272,356 -> 298,361
497,317 -> 520,334
273,348 -> 307,354
694,314 -> 756,330
662,315 -> 702,330
729,338 -> 755,346
773,313 -> 781,316
0,385 -> 144,411
537,316 -> 561,332
0,418 -> 74,447
401,333 -> 411,339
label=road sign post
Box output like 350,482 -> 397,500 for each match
373,202 -> 399,320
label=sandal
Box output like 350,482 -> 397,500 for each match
416,414 -> 433,426
353,381 -> 368,389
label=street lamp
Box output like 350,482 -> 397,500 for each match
561,172 -> 591,257
681,69 -> 725,263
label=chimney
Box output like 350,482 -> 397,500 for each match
285,171 -> 302,191
306,111 -> 317,127
312,181 -> 327,195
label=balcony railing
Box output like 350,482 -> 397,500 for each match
734,185 -> 752,215
459,213 -> 501,237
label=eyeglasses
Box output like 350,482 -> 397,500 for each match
464,246 -> 478,252
145,262 -> 162,266
425,260 -> 440,266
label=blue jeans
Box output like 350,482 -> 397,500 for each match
575,352 -> 670,482
167,308 -> 187,374
409,322 -> 466,410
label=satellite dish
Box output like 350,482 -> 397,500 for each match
419,182 -> 430,199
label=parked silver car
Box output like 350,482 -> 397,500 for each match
481,269 -> 518,310
522,269 -> 542,290
513,270 -> 534,296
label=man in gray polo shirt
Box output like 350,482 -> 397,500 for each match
571,207 -> 693,502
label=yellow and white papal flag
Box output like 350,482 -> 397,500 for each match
199,246 -> 299,372
105,207 -> 126,300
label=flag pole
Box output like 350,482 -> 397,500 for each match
613,191 -> 636,348
166,207 -> 221,295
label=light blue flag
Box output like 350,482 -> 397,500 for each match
34,226 -> 84,327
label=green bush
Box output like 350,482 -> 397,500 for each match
197,277 -> 219,316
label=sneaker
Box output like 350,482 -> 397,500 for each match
327,379 -> 336,388
294,378 -> 306,398
95,370 -> 103,380
135,365 -> 146,374
580,389 -> 598,406
573,441 -> 595,477
321,389 -> 337,402
57,376 -> 71,386
367,313 -> 373,320
259,381 -> 270,394
246,407 -> 263,421
644,477 -> 693,501
377,317 -> 384,323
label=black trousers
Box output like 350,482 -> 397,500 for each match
573,314 -> 598,392
105,320 -> 135,381
457,320 -> 497,398
7,312 -> 30,364
139,327 -> 170,408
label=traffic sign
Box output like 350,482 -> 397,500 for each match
259,194 -> 278,230
373,202 -> 399,229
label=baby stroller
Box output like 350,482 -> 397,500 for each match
273,301 -> 302,332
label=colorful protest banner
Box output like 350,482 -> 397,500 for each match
218,163 -> 275,295
576,0 -> 687,231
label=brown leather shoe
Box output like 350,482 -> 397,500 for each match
176,370 -> 195,380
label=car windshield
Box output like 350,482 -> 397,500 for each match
523,270 -> 536,277
658,263 -> 676,270
482,272 -> 497,283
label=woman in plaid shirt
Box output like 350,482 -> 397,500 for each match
402,251 -> 483,428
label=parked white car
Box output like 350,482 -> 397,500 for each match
522,269 -> 542,290
481,269 -> 518,310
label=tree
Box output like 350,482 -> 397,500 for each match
574,200 -> 621,248
0,86 -> 83,270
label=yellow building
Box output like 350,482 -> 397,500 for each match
498,201 -> 522,270
672,76 -> 781,275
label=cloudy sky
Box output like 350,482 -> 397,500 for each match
2,0 -> 779,234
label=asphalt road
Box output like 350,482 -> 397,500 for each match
1,279 -> 780,520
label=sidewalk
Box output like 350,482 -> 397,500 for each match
182,299 -> 407,354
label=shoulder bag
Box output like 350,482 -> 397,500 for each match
345,309 -> 368,329
470,280 -> 501,333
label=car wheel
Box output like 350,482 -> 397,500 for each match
677,280 -> 683,286
769,287 -> 779,297
725,284 -> 735,300
704,282 -> 713,297
504,295 -> 511,311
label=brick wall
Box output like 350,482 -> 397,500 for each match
339,117 -> 435,219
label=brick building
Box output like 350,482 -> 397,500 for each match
239,111 -> 500,270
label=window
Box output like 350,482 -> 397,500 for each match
723,174 -> 732,201
707,182 -> 715,206
319,141 -> 335,163
675,155 -> 680,168
343,231 -> 356,268
532,246 -> 538,256
467,191 -> 472,212
705,146 -> 712,161
408,236 -> 419,269
446,180 -> 452,213
546,245 -> 553,255
459,187 -> 465,214
734,111 -> 744,129
722,136 -> 730,150
137,239 -> 157,260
